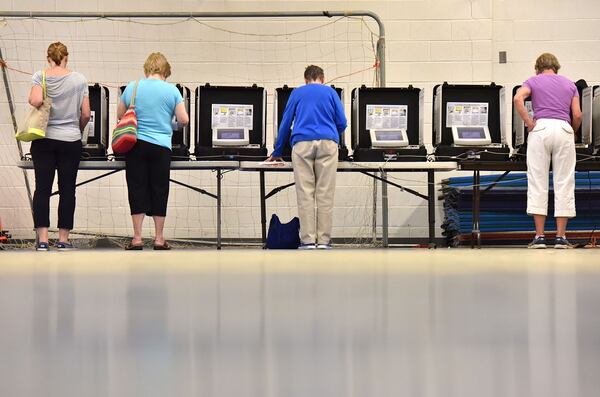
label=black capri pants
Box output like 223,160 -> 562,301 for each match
31,138 -> 82,230
125,139 -> 171,217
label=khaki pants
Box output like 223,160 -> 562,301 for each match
292,140 -> 338,245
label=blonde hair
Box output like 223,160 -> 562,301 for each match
47,42 -> 68,65
143,52 -> 171,78
535,53 -> 561,74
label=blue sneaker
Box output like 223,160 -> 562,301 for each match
56,242 -> 76,251
298,243 -> 316,250
36,242 -> 49,251
554,237 -> 573,249
528,236 -> 547,249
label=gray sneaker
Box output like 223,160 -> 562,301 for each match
56,242 -> 76,251
528,236 -> 547,249
554,237 -> 574,249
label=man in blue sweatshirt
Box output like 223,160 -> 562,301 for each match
266,65 -> 347,249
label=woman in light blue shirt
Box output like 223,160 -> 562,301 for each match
117,52 -> 189,250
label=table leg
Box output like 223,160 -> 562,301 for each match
372,177 -> 378,245
381,171 -> 389,248
260,171 -> 267,246
217,169 -> 222,250
475,170 -> 481,248
471,170 -> 476,248
428,170 -> 436,248
471,170 -> 481,249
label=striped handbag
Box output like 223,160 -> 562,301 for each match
112,81 -> 139,154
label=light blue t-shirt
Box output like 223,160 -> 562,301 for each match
120,79 -> 183,150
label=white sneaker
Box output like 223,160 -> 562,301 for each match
316,243 -> 332,250
298,243 -> 316,250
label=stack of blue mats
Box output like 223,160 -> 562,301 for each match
441,171 -> 600,246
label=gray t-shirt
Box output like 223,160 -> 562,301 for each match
32,71 -> 88,142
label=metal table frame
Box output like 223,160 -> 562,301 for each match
17,160 -> 239,249
239,161 -> 458,247
459,160 -> 600,248
17,159 -> 460,248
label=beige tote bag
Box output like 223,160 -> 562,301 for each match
16,70 -> 52,142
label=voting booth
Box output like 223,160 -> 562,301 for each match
511,85 -> 532,157
577,81 -> 594,158
274,85 -> 348,161
82,84 -> 109,160
592,86 -> 600,154
172,84 -> 191,158
195,84 -> 267,160
351,85 -> 427,162
432,83 -> 509,161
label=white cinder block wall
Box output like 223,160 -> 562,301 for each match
1,0 -> 600,241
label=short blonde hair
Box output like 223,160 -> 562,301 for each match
143,52 -> 171,78
535,53 -> 561,74
47,42 -> 68,65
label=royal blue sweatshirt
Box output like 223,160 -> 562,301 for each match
272,83 -> 347,157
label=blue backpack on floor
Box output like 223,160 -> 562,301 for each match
265,214 -> 301,249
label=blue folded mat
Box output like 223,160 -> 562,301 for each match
441,171 -> 600,246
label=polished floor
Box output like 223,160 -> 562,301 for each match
0,249 -> 599,397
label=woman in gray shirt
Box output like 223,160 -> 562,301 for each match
28,42 -> 90,251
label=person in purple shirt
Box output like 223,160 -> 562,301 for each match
514,53 -> 582,249
266,65 -> 347,249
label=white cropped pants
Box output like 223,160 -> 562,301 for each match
526,118 -> 576,218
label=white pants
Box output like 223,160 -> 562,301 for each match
292,140 -> 338,245
526,118 -> 576,217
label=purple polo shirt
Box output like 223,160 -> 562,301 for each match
522,73 -> 578,123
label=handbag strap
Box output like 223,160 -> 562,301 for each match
129,80 -> 139,109
42,70 -> 47,99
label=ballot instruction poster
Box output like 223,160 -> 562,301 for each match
212,104 -> 253,129
366,104 -> 408,130
446,102 -> 488,127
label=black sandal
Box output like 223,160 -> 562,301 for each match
125,242 -> 144,250
153,241 -> 171,251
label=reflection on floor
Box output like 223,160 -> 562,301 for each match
0,249 -> 599,397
